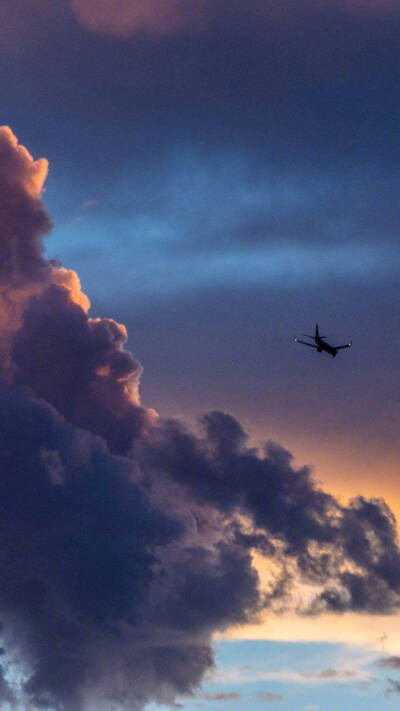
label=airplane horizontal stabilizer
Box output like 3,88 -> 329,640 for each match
294,338 -> 318,349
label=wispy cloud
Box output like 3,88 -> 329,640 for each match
258,691 -> 284,703
376,656 -> 400,670
202,692 -> 241,701
220,665 -> 372,686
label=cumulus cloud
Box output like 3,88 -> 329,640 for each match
1,128 -> 400,710
0,387 -> 213,710
0,126 -> 155,452
11,282 -> 156,453
137,412 -> 400,615
0,126 -> 53,374
0,126 -> 50,288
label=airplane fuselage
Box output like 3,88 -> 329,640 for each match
315,336 -> 337,357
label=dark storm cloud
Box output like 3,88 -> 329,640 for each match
137,412 -> 400,615
0,386 -> 213,710
137,411 -> 338,554
1,130 -> 400,710
0,388 -> 268,710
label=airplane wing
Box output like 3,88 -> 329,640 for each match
294,338 -> 318,349
334,341 -> 352,350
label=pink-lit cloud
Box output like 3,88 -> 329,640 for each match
0,126 -> 52,371
69,0 -> 400,38
70,0 -> 213,37
0,125 -> 50,287
0,127 -> 155,448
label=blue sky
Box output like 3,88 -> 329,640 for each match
145,639 -> 398,711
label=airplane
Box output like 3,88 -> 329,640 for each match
294,324 -> 352,358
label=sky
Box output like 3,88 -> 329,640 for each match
1,0 -> 400,709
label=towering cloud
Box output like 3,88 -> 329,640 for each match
0,126 -> 155,451
0,127 -> 52,372
0,128 -> 400,710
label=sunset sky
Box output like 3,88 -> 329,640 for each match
1,1 -> 400,709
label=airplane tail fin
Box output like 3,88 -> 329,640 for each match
315,323 -> 326,339
303,324 -> 325,340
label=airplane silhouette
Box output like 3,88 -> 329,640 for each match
294,324 -> 352,358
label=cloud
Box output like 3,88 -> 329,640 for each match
385,678 -> 400,695
0,663 -> 16,707
0,126 -> 52,373
1,128 -> 400,710
3,0 -> 400,47
0,125 -> 50,292
68,0 -> 400,38
70,0 -> 212,37
259,691 -> 284,702
0,386 -> 266,710
0,128 -> 155,454
51,266 -> 90,312
0,126 -> 48,200
0,386 -> 211,709
299,668 -> 359,681
11,281 -> 156,453
0,129 -> 262,709
376,656 -> 400,670
202,691 -> 241,701
137,412 -> 400,615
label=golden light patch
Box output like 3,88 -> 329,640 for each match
96,364 -> 111,377
221,610 -> 400,655
0,125 -> 48,197
51,267 -> 91,313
